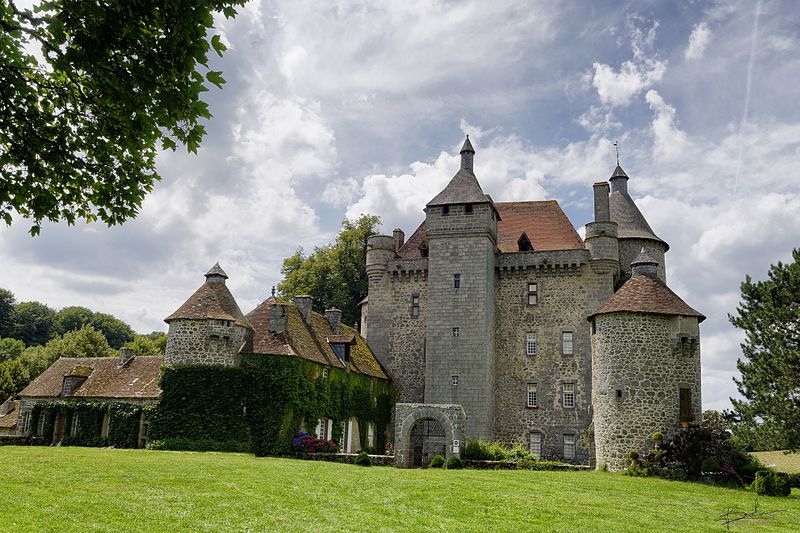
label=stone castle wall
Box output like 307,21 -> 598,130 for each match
592,312 -> 701,470
164,319 -> 247,367
387,269 -> 428,403
493,257 -> 614,462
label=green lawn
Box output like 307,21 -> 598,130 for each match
0,447 -> 798,532
752,451 -> 800,474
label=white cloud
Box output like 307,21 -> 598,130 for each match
685,22 -> 711,60
645,90 -> 691,162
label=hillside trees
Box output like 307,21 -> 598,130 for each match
278,215 -> 380,327
11,301 -> 56,346
0,289 -> 14,337
0,0 -> 245,234
728,248 -> 800,450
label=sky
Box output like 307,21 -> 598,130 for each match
3,0 -> 799,412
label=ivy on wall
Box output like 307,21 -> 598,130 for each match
29,400 -> 146,448
150,356 -> 395,456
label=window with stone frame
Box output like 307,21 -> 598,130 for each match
452,327 -> 460,337
562,383 -> 575,408
411,295 -> 420,317
563,434 -> 576,459
526,332 -> 537,355
561,331 -> 574,355
526,383 -> 538,408
70,412 -> 79,437
452,375 -> 459,386
20,412 -> 31,434
316,418 -> 332,441
37,413 -> 46,436
527,282 -> 538,305
529,432 -> 542,459
453,273 -> 461,288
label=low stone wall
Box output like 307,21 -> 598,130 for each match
279,452 -> 395,467
463,459 -> 591,471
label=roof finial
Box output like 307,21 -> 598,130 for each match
271,285 -> 276,297
614,140 -> 619,166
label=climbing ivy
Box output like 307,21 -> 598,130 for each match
29,400 -> 146,448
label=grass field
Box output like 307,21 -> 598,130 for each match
752,451 -> 800,474
0,447 -> 798,532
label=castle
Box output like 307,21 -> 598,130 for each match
363,137 -> 704,469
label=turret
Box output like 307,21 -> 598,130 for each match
364,235 -> 395,368
589,250 -> 704,471
585,181 -> 620,283
164,263 -> 253,367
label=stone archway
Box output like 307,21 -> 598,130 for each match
394,403 -> 466,468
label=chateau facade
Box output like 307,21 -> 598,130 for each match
363,138 -> 704,469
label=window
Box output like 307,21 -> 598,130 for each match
331,343 -> 349,362
563,434 -> 576,459
411,296 -> 420,317
527,283 -> 538,305
464,203 -> 473,214
526,333 -> 537,356
518,233 -> 533,251
20,412 -> 31,434
420,244 -> 429,258
591,320 -> 596,335
679,388 -> 692,421
562,332 -> 574,355
62,376 -> 82,396
101,413 -> 110,439
70,413 -> 79,437
453,273 -> 461,288
562,383 -> 575,408
316,418 -> 331,441
367,423 -> 375,447
526,383 -> 538,408
322,367 -> 330,379
615,389 -> 623,399
37,414 -> 46,436
452,375 -> 459,386
529,433 -> 542,459
453,327 -> 460,337
442,205 -> 450,216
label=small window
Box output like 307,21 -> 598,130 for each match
529,433 -> 542,459
20,412 -> 31,434
562,332 -> 574,355
563,383 -> 575,408
527,283 -> 538,305
616,389 -> 623,399
322,367 -> 330,379
331,343 -> 349,362
453,273 -> 461,288
411,296 -> 420,317
591,320 -> 596,335
563,434 -> 576,459
526,383 -> 538,408
420,244 -> 429,258
442,205 -> 450,216
101,413 -> 110,439
70,413 -> 79,437
37,414 -> 46,436
464,203 -> 473,214
452,327 -> 460,337
526,333 -> 537,356
518,233 -> 533,252
452,375 -> 459,386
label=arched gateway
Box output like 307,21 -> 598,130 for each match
394,403 -> 466,468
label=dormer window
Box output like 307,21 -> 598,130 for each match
62,376 -> 86,396
420,243 -> 429,258
331,343 -> 349,362
518,233 -> 533,252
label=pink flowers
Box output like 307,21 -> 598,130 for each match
291,432 -> 339,453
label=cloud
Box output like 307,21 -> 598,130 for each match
685,22 -> 711,60
645,90 -> 691,162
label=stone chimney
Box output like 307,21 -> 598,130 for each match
325,308 -> 342,334
631,248 -> 659,278
292,295 -> 313,325
392,228 -> 405,252
593,182 -> 610,222
118,347 -> 135,367
268,302 -> 289,333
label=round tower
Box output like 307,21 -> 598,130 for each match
164,263 -> 253,367
364,234 -> 395,368
589,250 -> 704,471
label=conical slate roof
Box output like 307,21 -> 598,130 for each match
205,262 -> 228,279
165,268 -> 252,328
608,165 -> 668,248
427,168 -> 491,207
460,136 -> 475,154
588,274 -> 705,322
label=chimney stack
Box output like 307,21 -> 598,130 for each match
325,308 -> 342,334
118,347 -> 135,367
292,295 -> 313,325
392,228 -> 405,252
593,182 -> 610,222
268,302 -> 289,333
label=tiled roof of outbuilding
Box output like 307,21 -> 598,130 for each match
397,200 -> 584,258
0,400 -> 19,428
165,280 -> 253,328
19,356 -> 164,399
244,299 -> 388,380
588,275 -> 705,322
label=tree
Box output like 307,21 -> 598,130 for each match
90,312 -> 134,349
729,248 -> 800,451
278,215 -> 381,327
11,301 -> 56,346
0,337 -> 26,362
125,332 -> 167,356
52,306 -> 94,336
0,0 -> 245,234
0,288 -> 15,337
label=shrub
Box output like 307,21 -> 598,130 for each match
626,450 -> 640,464
598,463 -> 608,472
700,457 -> 721,473
651,432 -> 663,442
429,455 -> 445,468
789,473 -> 800,488
752,471 -> 791,497
354,451 -> 371,467
290,432 -> 338,454
445,455 -> 464,469
463,440 -> 533,462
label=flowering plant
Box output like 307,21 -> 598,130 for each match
384,442 -> 394,456
291,432 -> 338,453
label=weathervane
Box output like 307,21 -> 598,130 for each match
271,285 -> 276,297
613,140 -> 620,166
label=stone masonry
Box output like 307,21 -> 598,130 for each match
164,319 -> 248,367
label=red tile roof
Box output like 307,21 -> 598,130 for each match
396,200 -> 584,258
588,275 -> 705,321
165,281 -> 252,328
19,356 -> 164,399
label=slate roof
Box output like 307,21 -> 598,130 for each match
588,275 -> 705,322
609,166 -> 668,247
205,262 -> 229,279
19,356 -> 164,399
397,200 -> 584,258
0,399 -> 19,428
165,279 -> 253,328
244,298 -> 388,380
460,136 -> 475,154
427,169 -> 492,207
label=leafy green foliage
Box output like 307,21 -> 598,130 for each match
53,307 -> 134,349
0,337 -> 26,362
445,455 -> 464,469
752,471 -> 792,497
729,249 -> 800,451
124,332 -> 167,355
354,451 -> 372,467
0,0 -> 245,233
12,301 -> 56,346
29,400 -> 144,448
0,288 -> 15,337
278,215 -> 381,326
463,439 -> 536,462
429,454 -> 445,468
147,437 -> 250,453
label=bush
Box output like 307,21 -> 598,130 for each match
789,473 -> 800,488
291,432 -> 338,454
463,439 -> 533,462
752,471 -> 792,497
445,455 -> 464,469
429,455 -> 445,468
651,432 -> 663,442
354,451 -> 371,467
700,457 -> 722,473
